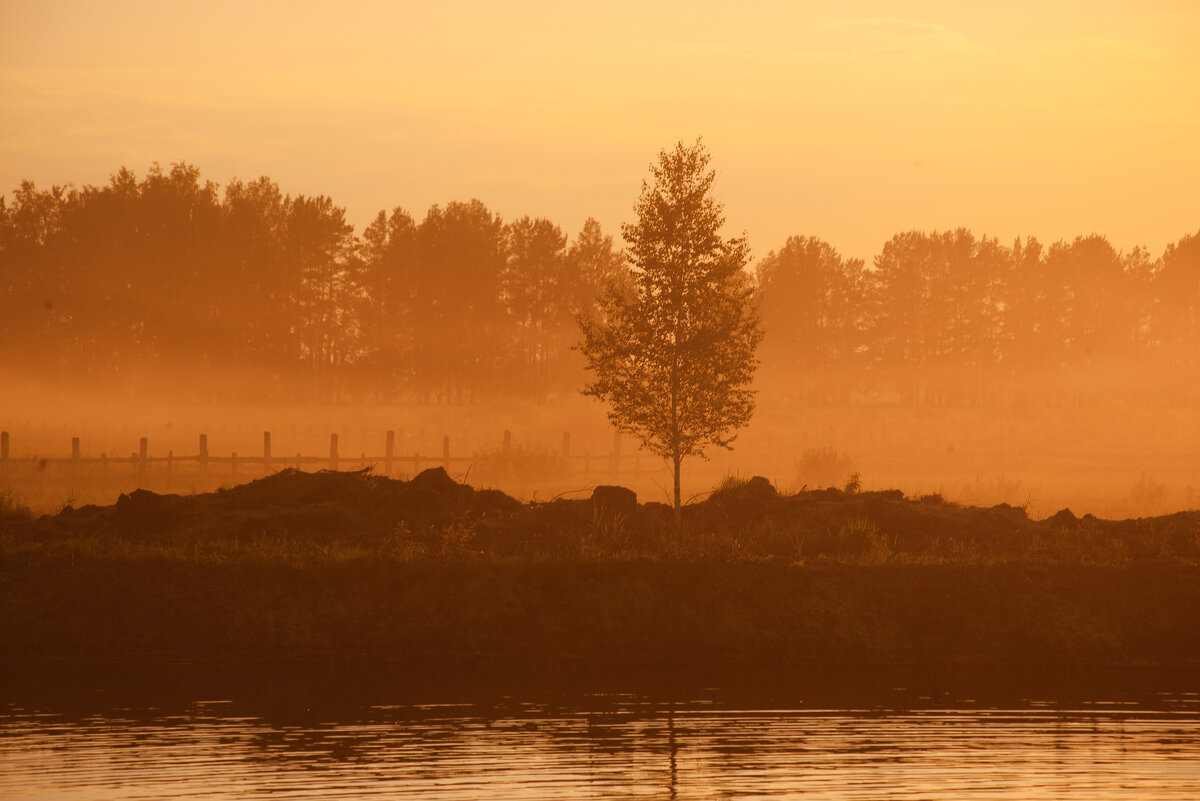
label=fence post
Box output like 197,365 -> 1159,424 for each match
71,436 -> 80,482
329,433 -> 339,471
384,430 -> 395,476
199,434 -> 209,479
232,451 -> 238,481
1,431 -> 8,479
502,430 -> 512,455
442,435 -> 450,472
263,431 -> 272,473
138,437 -> 148,486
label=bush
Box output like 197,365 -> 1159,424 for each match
0,488 -> 32,522
796,447 -> 856,489
469,443 -> 568,487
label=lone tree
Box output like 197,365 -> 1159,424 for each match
578,140 -> 763,524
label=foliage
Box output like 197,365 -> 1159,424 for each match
756,236 -> 865,403
0,166 -> 625,404
469,443 -> 569,487
577,140 -> 763,517
795,447 -> 857,489
2,162 -> 1198,407
0,488 -> 32,522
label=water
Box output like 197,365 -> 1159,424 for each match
2,665 -> 1199,799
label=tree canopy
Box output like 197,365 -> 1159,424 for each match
578,140 -> 763,520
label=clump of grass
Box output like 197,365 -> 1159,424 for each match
1127,474 -> 1169,516
58,489 -> 78,514
796,447 -> 856,490
715,472 -> 750,494
0,488 -> 33,522
589,505 -> 629,552
470,443 -> 567,486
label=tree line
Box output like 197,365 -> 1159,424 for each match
2,162 -> 1197,406
757,229 -> 1199,406
0,163 -> 626,403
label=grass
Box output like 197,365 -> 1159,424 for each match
0,488 -> 32,522
3,470 -> 1200,667
2,470 -> 1198,568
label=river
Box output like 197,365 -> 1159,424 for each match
2,664 -> 1198,799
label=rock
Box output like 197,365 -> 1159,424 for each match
409,467 -> 462,497
115,488 -> 182,532
1047,508 -> 1080,530
473,488 -> 522,516
592,485 -> 638,518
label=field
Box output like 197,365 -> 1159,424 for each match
4,392 -> 1200,520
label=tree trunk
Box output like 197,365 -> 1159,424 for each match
672,451 -> 682,530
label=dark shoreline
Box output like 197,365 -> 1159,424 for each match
3,468 -> 1199,670
4,560 -> 1199,668
5,656 -> 1200,718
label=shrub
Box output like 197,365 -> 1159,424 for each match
0,488 -> 32,522
796,447 -> 856,489
469,443 -> 568,487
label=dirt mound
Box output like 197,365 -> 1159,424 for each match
28,468 -> 527,543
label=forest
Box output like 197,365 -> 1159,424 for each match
2,162 -> 1198,407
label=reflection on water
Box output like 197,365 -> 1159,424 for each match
2,665 -> 1200,800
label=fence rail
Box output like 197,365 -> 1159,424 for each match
0,429 -> 649,484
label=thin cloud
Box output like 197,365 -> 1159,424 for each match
820,18 -> 972,54
825,18 -> 958,37
1033,36 -> 1168,63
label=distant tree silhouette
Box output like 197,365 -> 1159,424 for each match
359,206 -> 418,401
287,195 -> 360,403
1155,230 -> 1200,404
502,216 -> 569,399
411,200 -> 506,403
565,217 -> 630,317
578,140 -> 762,524
866,229 -> 1011,404
755,236 -> 865,403
221,176 -> 293,381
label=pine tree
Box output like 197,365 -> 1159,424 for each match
578,140 -> 762,525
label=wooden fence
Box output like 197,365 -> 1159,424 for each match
0,429 -> 649,485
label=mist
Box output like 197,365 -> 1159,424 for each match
3,164 -> 1197,518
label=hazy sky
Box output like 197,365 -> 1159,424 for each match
2,0 -> 1197,261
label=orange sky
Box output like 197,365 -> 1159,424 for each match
2,0 -> 1197,261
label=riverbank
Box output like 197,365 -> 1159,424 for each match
2,469 -> 1198,667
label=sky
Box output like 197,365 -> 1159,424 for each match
2,0 -> 1197,262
